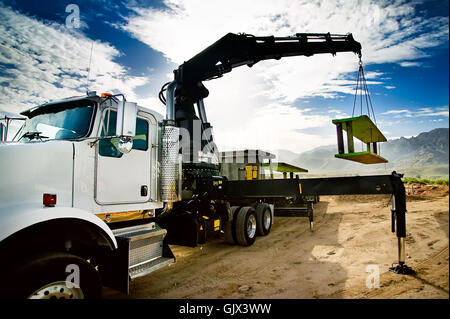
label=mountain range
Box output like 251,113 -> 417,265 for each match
274,128 -> 449,178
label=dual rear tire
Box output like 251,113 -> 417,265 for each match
235,206 -> 257,246
225,203 -> 272,246
255,203 -> 272,236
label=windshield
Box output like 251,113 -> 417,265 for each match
14,103 -> 95,142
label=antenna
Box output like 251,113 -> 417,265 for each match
86,41 -> 94,93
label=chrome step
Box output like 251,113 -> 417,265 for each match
129,256 -> 174,280
113,223 -> 174,292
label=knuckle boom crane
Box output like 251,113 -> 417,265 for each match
175,32 -> 361,96
161,32 -> 362,163
158,32 -> 413,274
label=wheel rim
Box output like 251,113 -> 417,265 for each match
28,281 -> 84,299
247,214 -> 257,238
263,209 -> 271,230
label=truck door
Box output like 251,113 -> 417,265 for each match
95,108 -> 152,204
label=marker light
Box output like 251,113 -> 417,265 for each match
101,93 -> 112,98
43,193 -> 57,207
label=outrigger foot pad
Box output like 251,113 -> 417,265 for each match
389,263 -> 415,275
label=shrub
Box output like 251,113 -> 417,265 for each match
402,177 -> 449,186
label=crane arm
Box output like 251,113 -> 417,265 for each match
174,32 -> 362,100
165,32 -> 362,164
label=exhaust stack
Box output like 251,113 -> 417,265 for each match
160,81 -> 181,203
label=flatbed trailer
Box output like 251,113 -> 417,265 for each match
223,172 -> 412,274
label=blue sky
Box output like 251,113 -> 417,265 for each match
0,0 -> 448,153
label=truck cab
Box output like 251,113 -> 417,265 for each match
0,92 -> 174,298
10,92 -> 163,213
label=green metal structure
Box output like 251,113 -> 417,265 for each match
333,115 -> 388,164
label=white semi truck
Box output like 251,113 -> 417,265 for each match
0,32 -> 413,299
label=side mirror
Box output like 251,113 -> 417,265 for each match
116,101 -> 137,153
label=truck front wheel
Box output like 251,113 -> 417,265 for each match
5,252 -> 102,299
235,206 -> 257,246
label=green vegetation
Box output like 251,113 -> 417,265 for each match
402,177 -> 449,186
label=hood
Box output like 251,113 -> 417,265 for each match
0,141 -> 74,210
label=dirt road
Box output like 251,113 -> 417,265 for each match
104,185 -> 449,299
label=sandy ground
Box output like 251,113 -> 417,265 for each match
104,184 -> 449,299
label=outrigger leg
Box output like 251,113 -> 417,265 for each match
389,172 -> 415,275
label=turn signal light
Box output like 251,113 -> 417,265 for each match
43,193 -> 57,207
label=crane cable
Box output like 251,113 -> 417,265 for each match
351,58 -> 377,124
351,58 -> 382,155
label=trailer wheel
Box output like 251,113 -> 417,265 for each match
235,206 -> 257,246
5,252 -> 101,299
224,206 -> 241,244
256,203 -> 272,236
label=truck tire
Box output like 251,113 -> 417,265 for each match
4,252 -> 102,299
235,206 -> 257,246
224,206 -> 241,244
255,203 -> 272,236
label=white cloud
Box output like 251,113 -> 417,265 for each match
327,109 -> 349,117
119,0 -> 449,152
382,109 -> 410,114
120,0 -> 448,99
400,61 -> 422,67
381,106 -> 449,118
1,1 -> 447,153
0,5 -> 150,115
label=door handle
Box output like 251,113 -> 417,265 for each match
141,185 -> 148,197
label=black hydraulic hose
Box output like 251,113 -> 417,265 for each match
159,82 -> 171,105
